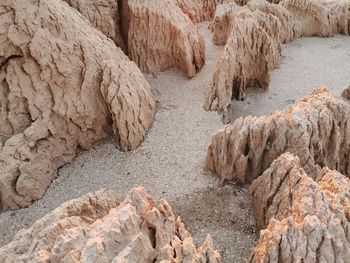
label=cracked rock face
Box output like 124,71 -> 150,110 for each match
122,0 -> 205,78
0,0 -> 156,211
205,1 -> 302,123
0,187 -> 220,263
249,153 -> 350,262
62,0 -> 127,52
205,88 -> 350,184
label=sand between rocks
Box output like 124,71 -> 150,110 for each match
0,22 -> 349,262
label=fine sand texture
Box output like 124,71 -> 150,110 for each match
0,22 -> 350,262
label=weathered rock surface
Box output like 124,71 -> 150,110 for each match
62,0 -> 127,52
122,0 -> 205,78
0,0 -> 156,210
342,86 -> 350,100
249,153 -> 350,262
206,5 -> 299,122
281,0 -> 350,37
205,88 -> 350,183
0,187 -> 220,263
210,1 -> 301,45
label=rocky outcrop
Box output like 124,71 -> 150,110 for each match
62,0 -> 127,52
205,1 -> 303,122
0,187 -> 220,263
0,0 -> 156,210
205,10 -> 283,122
205,88 -> 350,183
249,153 -> 350,262
281,0 -> 350,36
175,0 -> 218,23
342,86 -> 350,100
122,0 -> 205,78
210,1 -> 301,46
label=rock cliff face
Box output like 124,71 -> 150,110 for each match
0,0 -> 156,210
205,88 -> 350,183
121,0 -> 205,78
249,153 -> 350,262
0,187 -> 220,263
62,0 -> 127,52
205,1 -> 302,122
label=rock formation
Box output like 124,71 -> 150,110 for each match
0,187 -> 220,263
121,0 -> 205,78
205,1 -> 302,122
281,0 -> 350,37
205,88 -> 350,183
342,86 -> 350,100
62,0 -> 127,52
0,0 -> 156,210
249,153 -> 350,262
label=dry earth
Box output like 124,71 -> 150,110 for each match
0,23 -> 350,262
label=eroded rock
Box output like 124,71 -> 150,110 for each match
249,153 -> 350,262
205,88 -> 350,183
123,0 -> 205,78
62,0 -> 127,52
342,86 -> 350,100
0,187 -> 220,263
205,1 -> 303,122
0,0 -> 156,210
281,0 -> 350,36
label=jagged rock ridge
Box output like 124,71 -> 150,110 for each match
249,153 -> 350,262
0,187 -> 220,263
122,0 -> 205,78
205,0 -> 302,123
205,88 -> 350,183
0,0 -> 156,211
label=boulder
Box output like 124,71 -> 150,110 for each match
342,86 -> 350,100
249,153 -> 350,262
0,0 -> 156,210
62,0 -> 127,52
0,187 -> 220,263
205,88 -> 350,183
122,0 -> 205,78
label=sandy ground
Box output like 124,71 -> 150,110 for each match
0,22 -> 350,262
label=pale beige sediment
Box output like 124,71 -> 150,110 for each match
249,153 -> 350,262
205,88 -> 350,183
0,0 -> 156,211
0,187 -> 220,263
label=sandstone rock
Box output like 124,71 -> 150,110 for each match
342,86 -> 350,100
210,1 -> 301,45
0,0 -> 156,210
281,0 -> 350,36
249,153 -> 350,262
62,0 -> 127,52
175,0 -> 218,23
205,10 -> 284,122
122,0 -> 205,78
205,88 -> 350,183
0,187 -> 220,263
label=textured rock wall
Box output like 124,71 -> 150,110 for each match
0,0 -> 156,210
0,187 -> 220,263
62,0 -> 127,52
249,153 -> 350,262
123,0 -> 205,78
205,88 -> 350,183
281,0 -> 350,36
205,7 -> 295,122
